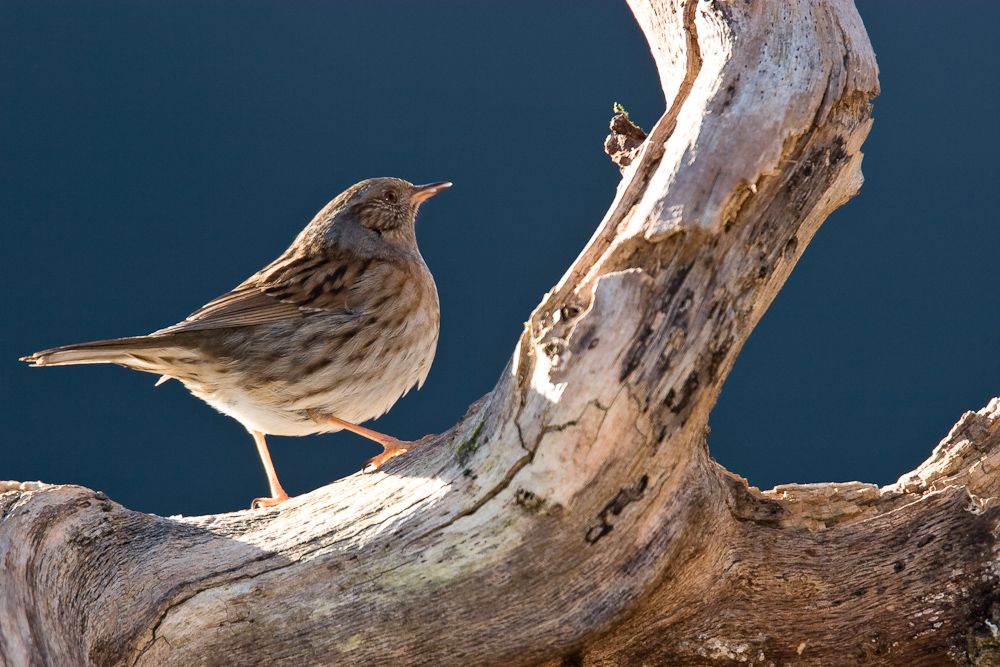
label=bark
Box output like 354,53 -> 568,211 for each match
2,1 -> 997,666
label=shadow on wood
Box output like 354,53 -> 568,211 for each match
3,1 -> 999,665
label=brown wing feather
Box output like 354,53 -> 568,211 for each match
154,248 -> 371,335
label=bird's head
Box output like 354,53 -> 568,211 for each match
306,177 -> 451,257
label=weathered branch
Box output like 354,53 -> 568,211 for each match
3,1 -> 998,665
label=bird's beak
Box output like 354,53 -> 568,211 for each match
410,181 -> 452,204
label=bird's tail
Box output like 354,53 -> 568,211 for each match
20,336 -> 175,373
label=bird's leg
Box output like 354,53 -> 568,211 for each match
250,430 -> 290,509
325,415 -> 432,472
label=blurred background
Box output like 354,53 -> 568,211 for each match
2,1 -> 997,516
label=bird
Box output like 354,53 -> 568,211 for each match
21,177 -> 450,508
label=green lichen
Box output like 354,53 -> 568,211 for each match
456,420 -> 485,464
613,101 -> 629,119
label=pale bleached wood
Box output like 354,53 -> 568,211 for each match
3,1 -> 998,666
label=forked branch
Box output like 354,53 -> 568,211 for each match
3,1 -> 999,666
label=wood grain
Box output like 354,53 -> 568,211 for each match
4,1 -> 998,665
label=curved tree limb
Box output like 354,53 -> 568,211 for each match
3,1 -> 997,665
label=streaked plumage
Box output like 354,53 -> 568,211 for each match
22,177 -> 449,507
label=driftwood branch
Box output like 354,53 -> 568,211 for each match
3,1 -> 998,665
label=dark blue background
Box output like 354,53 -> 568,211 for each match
2,2 -> 997,516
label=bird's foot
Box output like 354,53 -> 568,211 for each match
251,491 -> 290,509
363,434 -> 434,473
250,430 -> 290,509
316,414 -> 435,472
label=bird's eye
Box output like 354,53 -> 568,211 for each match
383,190 -> 398,204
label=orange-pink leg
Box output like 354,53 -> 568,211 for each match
325,416 -> 431,471
251,430 -> 290,509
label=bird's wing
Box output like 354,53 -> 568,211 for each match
153,250 -> 373,335
151,287 -> 303,333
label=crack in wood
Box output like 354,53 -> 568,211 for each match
585,474 -> 650,545
12,2 -> 998,665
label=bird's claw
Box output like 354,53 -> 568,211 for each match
362,434 -> 434,473
251,493 -> 289,509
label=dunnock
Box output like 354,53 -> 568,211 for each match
21,177 -> 450,508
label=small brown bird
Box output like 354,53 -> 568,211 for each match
21,177 -> 449,508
